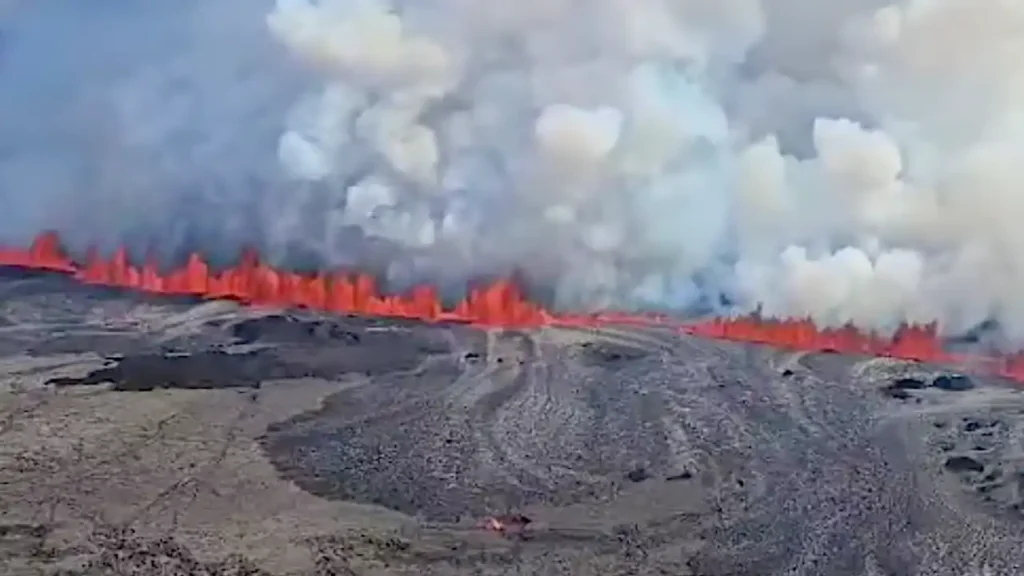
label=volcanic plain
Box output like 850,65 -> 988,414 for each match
1,268 -> 1024,575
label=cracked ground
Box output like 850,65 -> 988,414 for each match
3,268 -> 1024,575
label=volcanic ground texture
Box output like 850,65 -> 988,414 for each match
2,266 -> 1024,575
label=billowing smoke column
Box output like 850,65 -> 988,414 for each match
2,0 -> 1024,340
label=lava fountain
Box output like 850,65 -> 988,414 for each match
2,231 -> 1024,382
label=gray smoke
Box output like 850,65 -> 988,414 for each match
2,0 -> 1023,338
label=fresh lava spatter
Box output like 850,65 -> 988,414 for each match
3,231 -> 1024,382
0,231 -> 645,328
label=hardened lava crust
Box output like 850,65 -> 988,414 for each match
2,267 -> 1024,575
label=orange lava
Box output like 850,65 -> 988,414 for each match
685,316 -> 1024,381
0,231 -> 568,327
1,231 -> 1022,382
481,514 -> 531,534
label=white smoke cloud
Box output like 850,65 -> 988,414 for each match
258,0 -> 1024,337
3,0 -> 1024,339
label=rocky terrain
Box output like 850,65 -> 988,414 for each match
1,267 -> 1024,575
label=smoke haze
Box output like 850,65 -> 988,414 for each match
1,0 -> 1023,338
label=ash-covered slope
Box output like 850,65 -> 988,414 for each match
1,268 -> 1024,575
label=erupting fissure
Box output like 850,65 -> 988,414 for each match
0,232 -> 559,326
685,318 -> 1024,381
2,231 -> 1024,382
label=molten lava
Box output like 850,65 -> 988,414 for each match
481,514 -> 531,534
684,316 -> 1024,382
0,231 -> 561,327
1,231 -> 1023,382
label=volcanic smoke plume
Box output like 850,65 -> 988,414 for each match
1,0 -> 1023,338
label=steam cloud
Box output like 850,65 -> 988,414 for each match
1,0 -> 1023,338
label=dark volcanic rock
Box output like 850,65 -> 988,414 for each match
230,314 -> 363,345
44,321 -> 447,391
932,374 -> 974,391
892,377 -> 928,390
228,313 -> 451,354
577,341 -> 649,368
47,350 -> 301,391
229,313 -> 454,359
944,455 -> 985,474
881,377 -> 928,399
625,467 -> 651,483
962,417 -> 996,433
881,386 -> 912,400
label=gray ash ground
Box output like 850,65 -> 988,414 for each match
4,268 -> 1024,574
260,332 -> 672,522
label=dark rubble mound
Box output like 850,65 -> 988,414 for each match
576,341 -> 651,368
932,374 -> 974,391
883,373 -> 975,399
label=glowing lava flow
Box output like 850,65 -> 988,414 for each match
0,231 -> 569,327
685,316 -> 1024,382
1,231 -> 1023,382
